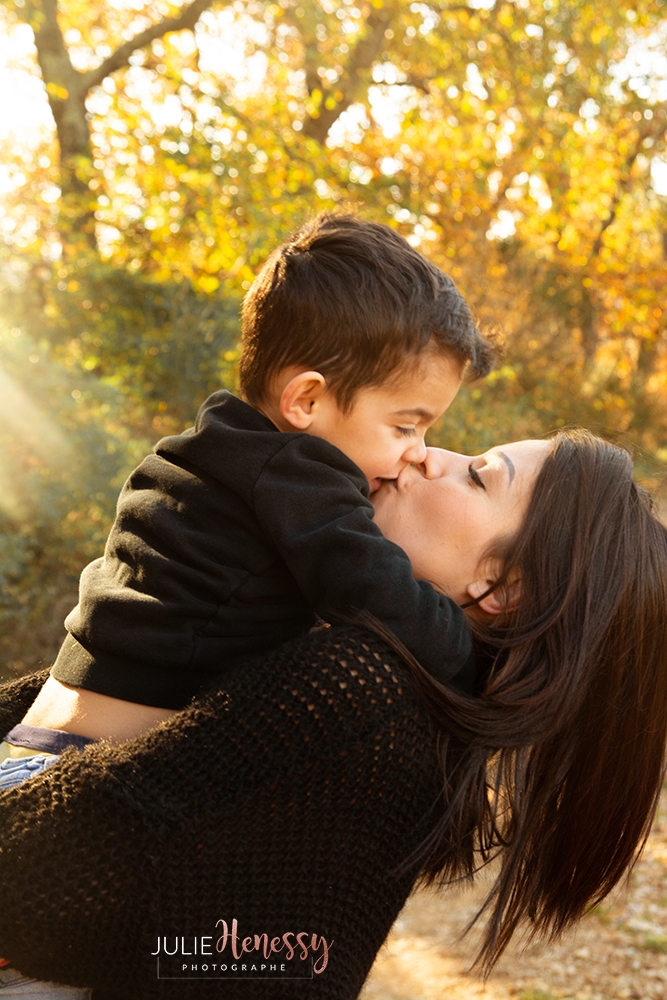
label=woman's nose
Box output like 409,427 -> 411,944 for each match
422,447 -> 469,479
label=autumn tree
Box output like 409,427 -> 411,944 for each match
9,0 -> 665,437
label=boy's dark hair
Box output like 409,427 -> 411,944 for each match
239,213 -> 496,411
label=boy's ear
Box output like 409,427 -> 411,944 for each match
466,571 -> 522,616
279,371 -> 327,430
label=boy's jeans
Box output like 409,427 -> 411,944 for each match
0,754 -> 92,1000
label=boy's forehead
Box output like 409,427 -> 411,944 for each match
362,353 -> 463,418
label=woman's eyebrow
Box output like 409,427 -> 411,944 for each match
497,451 -> 516,485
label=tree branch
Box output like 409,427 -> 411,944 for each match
82,0 -> 215,90
589,128 -> 650,261
431,2 -> 486,13
382,76 -> 432,94
302,5 -> 391,144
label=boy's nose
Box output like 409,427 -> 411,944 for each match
403,438 -> 428,464
422,447 -> 469,479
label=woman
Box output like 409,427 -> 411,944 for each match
0,429 -> 666,999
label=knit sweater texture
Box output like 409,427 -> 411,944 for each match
0,626 -> 444,999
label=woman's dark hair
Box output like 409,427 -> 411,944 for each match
368,428 -> 667,972
239,212 -> 496,412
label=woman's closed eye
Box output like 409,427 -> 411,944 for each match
396,426 -> 416,437
468,462 -> 486,490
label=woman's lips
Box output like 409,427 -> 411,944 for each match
371,476 -> 400,492
371,465 -> 423,495
394,465 -> 424,491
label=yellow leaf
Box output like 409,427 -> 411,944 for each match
198,275 -> 220,293
46,82 -> 69,101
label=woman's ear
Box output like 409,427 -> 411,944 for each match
279,371 -> 327,430
467,572 -> 522,616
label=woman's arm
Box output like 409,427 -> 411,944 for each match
0,627 -> 441,999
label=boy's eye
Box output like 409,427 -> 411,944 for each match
468,463 -> 486,490
396,427 -> 416,437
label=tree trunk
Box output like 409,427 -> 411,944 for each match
27,0 -> 96,253
21,0 -> 215,256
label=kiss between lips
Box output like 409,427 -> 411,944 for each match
370,476 -> 400,494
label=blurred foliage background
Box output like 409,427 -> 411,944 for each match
0,0 -> 666,678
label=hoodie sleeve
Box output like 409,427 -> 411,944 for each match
252,434 -> 474,690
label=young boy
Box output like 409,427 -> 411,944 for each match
4,213 -> 494,758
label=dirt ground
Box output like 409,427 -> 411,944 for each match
361,787 -> 667,1000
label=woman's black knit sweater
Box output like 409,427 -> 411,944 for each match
0,626 -> 444,999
